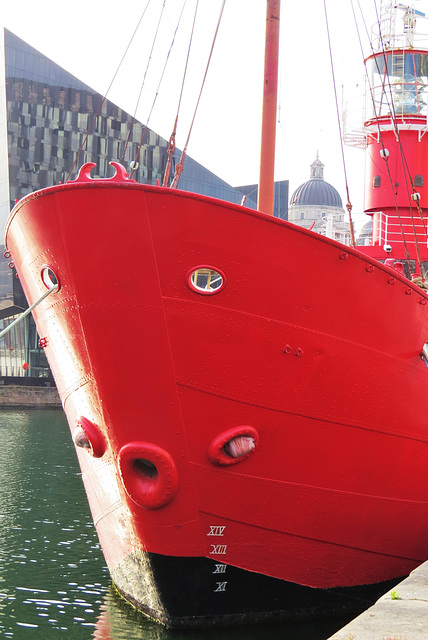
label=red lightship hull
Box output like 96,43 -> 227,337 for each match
5,165 -> 428,626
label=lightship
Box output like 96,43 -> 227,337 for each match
5,0 -> 428,628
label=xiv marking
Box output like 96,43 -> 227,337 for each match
207,526 -> 226,537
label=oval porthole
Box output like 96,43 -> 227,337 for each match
208,426 -> 259,466
187,266 -> 226,295
224,436 -> 255,458
41,266 -> 59,291
73,416 -> 107,458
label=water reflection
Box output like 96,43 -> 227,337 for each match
0,409 -> 109,638
94,585 -> 353,640
0,409 -> 351,639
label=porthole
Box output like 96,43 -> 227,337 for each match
187,266 -> 226,295
118,441 -> 178,509
208,426 -> 259,466
73,416 -> 107,458
41,266 -> 59,291
134,458 -> 159,480
223,436 -> 255,458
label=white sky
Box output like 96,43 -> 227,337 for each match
2,0 -> 428,224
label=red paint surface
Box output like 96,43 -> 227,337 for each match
5,167 -> 428,591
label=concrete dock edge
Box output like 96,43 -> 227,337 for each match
328,561 -> 428,640
0,384 -> 61,407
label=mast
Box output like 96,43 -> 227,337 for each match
257,0 -> 281,215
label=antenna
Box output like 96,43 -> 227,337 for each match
399,3 -> 426,46
378,0 -> 426,49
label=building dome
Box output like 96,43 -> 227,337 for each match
290,155 -> 343,209
288,155 -> 349,244
290,178 -> 343,208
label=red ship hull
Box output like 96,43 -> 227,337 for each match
5,168 -> 428,625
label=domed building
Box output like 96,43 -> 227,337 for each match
289,155 -> 352,244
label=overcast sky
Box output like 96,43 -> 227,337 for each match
2,0 -> 428,224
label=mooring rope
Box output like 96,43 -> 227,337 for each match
0,284 -> 58,340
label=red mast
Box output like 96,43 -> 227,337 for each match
257,0 -> 280,215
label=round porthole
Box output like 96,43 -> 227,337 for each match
187,266 -> 226,295
118,441 -> 178,509
41,266 -> 59,291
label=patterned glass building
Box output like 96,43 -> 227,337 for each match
0,28 -> 289,378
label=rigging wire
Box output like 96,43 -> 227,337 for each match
131,2 -> 188,180
393,52 -> 428,248
66,0 -> 152,181
375,4 -> 422,270
121,0 -> 169,166
323,0 -> 356,248
354,0 -> 426,272
126,0 -> 167,177
128,0 -> 189,179
124,0 -> 184,180
351,0 -> 410,262
352,0 -> 412,262
163,0 -> 198,187
372,0 -> 424,271
171,0 -> 227,189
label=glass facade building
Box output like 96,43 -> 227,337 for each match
0,28 -> 288,378
1,29 -> 291,222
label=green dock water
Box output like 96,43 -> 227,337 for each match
0,409 -> 355,639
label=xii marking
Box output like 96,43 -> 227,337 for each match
213,564 -> 227,574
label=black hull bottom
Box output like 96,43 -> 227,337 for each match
111,551 -> 400,628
